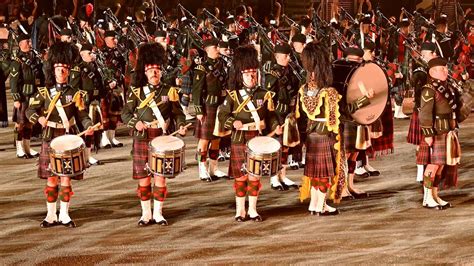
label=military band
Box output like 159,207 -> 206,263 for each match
0,1 -> 472,228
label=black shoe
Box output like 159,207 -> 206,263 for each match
271,184 -> 285,191
112,143 -> 123,148
318,209 -> 340,216
367,170 -> 380,176
423,205 -> 441,210
200,177 -> 214,182
249,215 -> 263,222
103,144 -> 112,149
355,172 -> 370,178
138,219 -> 154,227
290,165 -> 299,170
438,202 -> 452,210
155,219 -> 168,226
282,183 -> 299,190
40,220 -> 58,228
60,220 -> 76,228
234,216 -> 246,222
298,162 -> 305,168
349,191 -> 369,199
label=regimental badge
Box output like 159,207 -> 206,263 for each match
66,95 -> 73,103
162,95 -> 169,102
257,99 -> 263,107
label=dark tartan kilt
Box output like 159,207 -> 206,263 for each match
132,128 -> 163,179
38,128 -> 84,180
12,99 -> 29,124
194,105 -> 218,140
407,109 -> 422,145
416,134 -> 447,165
343,121 -> 358,153
304,133 -> 337,178
228,130 -> 259,178
367,101 -> 394,158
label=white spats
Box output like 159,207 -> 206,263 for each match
140,200 -> 152,222
198,161 -> 211,180
59,201 -> 72,224
100,131 -> 111,148
23,139 -> 39,157
423,187 -> 440,208
308,186 -> 318,212
16,140 -> 26,158
153,200 -> 166,223
235,196 -> 246,218
44,202 -> 58,223
247,196 -> 259,218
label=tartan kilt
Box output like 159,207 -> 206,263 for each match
132,128 -> 163,179
367,101 -> 394,158
304,133 -> 337,178
38,128 -> 84,180
12,99 -> 29,124
407,109 -> 422,145
343,121 -> 358,153
194,105 -> 218,140
228,130 -> 259,178
416,134 -> 447,165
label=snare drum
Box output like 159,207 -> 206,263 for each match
148,136 -> 185,178
246,136 -> 281,178
49,135 -> 87,177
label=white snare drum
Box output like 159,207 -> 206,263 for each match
246,136 -> 281,177
49,135 -> 87,177
148,136 -> 185,178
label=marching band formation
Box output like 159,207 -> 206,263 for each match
1,0 -> 473,228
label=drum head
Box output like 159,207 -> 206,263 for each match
247,136 -> 281,154
50,135 -> 85,152
346,62 -> 388,125
150,136 -> 184,151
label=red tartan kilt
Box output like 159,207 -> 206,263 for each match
367,101 -> 394,158
416,134 -> 447,165
343,121 -> 358,153
194,105 -> 218,140
304,133 -> 337,178
228,130 -> 259,178
407,109 -> 422,145
38,128 -> 83,180
132,128 -> 163,179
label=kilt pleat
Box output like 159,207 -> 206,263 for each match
304,133 -> 336,178
132,128 -> 163,179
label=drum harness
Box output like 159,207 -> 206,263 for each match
143,85 -> 167,131
238,89 -> 262,134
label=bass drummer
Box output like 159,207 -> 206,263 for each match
334,46 -> 375,198
121,42 -> 186,227
218,45 -> 281,222
26,42 -> 94,228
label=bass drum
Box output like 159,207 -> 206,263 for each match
332,60 -> 389,125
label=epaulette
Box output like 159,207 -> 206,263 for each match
12,56 -> 21,64
194,65 -> 206,72
269,70 -> 281,78
38,87 -> 49,98
71,66 -> 81,72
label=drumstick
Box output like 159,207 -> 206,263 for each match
169,122 -> 193,136
357,81 -> 368,96
44,92 -> 62,122
77,122 -> 102,137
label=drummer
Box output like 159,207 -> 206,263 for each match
218,45 -> 281,222
121,42 -> 186,227
26,42 -> 95,228
339,46 -> 375,198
